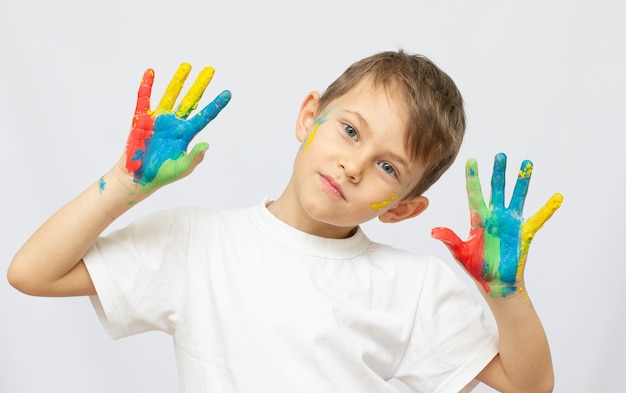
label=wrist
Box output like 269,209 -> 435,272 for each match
101,161 -> 153,206
478,280 -> 529,302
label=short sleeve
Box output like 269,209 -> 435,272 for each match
394,257 -> 499,392
83,207 -> 190,339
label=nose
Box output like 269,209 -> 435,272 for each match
338,154 -> 364,183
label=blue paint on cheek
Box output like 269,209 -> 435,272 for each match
314,115 -> 327,126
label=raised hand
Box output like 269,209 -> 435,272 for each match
124,63 -> 231,192
431,153 -> 563,298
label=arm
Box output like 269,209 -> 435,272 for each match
432,153 -> 562,393
8,63 -> 231,297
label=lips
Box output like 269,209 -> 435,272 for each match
320,174 -> 345,199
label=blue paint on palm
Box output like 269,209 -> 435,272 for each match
137,114 -> 193,184
487,154 -> 531,287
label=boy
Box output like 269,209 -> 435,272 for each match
8,51 -> 560,392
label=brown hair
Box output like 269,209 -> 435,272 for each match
317,50 -> 466,198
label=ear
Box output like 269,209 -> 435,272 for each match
295,91 -> 321,142
378,196 -> 429,223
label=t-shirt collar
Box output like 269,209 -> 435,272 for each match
248,199 -> 371,259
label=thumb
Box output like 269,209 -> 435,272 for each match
431,226 -> 462,248
431,227 -> 467,261
169,142 -> 210,181
185,142 -> 210,172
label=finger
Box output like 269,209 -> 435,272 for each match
184,142 -> 211,173
135,69 -> 155,115
169,142 -> 210,178
431,227 -> 464,255
155,63 -> 192,115
465,158 -> 486,226
433,227 -> 486,280
521,192 -> 563,241
490,153 -> 507,208
188,90 -> 232,132
176,66 -> 216,119
509,160 -> 533,214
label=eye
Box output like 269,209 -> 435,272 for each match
343,124 -> 358,140
378,162 -> 397,177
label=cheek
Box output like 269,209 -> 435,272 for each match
302,116 -> 328,151
302,127 -> 317,151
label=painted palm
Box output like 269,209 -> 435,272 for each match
125,63 -> 231,192
432,153 -> 563,298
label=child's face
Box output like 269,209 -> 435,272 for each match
284,78 -> 428,237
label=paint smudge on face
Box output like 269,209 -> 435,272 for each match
370,194 -> 398,211
303,114 -> 328,151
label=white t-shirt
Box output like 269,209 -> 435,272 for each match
84,200 -> 498,392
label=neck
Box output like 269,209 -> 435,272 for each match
267,186 -> 357,239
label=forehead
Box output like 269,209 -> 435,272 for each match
328,77 -> 410,131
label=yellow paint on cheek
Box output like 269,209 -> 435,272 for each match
370,194 -> 398,211
303,122 -> 319,151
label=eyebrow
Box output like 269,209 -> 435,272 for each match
345,110 -> 370,130
344,110 -> 411,175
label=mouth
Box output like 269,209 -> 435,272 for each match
319,174 -> 345,200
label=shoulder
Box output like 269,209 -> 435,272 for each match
361,242 -> 471,301
158,204 -> 252,229
364,241 -> 484,308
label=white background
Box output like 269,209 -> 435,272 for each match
1,0 -> 624,392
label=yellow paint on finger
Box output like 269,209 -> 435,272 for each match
506,193 -> 562,296
370,194 -> 398,211
176,66 -> 215,117
143,69 -> 155,83
519,191 -> 563,275
155,63 -> 192,115
519,161 -> 533,179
